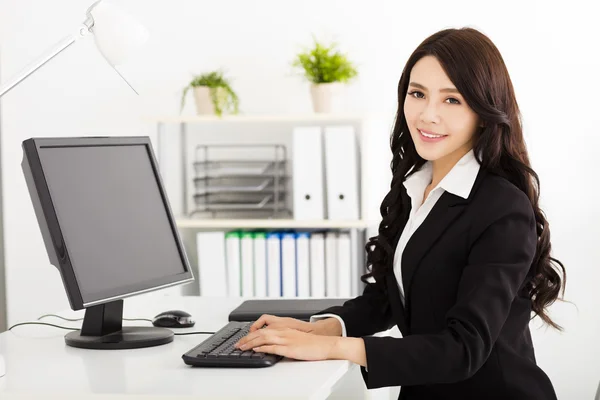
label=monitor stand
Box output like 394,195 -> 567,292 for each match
64,299 -> 173,350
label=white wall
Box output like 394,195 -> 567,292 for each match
1,0 -> 598,398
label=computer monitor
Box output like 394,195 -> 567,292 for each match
21,136 -> 194,350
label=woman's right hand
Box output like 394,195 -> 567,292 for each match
248,314 -> 340,336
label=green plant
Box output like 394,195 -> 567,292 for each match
291,36 -> 358,84
181,70 -> 240,116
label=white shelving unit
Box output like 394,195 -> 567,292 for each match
153,113 -> 383,220
174,218 -> 375,230
153,113 -> 382,297
150,113 -> 383,124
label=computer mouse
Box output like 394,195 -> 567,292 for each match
152,310 -> 195,328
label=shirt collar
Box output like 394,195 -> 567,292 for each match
403,149 -> 480,200
403,162 -> 432,203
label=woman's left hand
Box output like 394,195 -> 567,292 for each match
234,327 -> 340,361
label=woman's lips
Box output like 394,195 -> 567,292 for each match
418,129 -> 448,143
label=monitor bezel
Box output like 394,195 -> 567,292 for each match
21,136 -> 194,310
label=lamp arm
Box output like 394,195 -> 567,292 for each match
0,20 -> 93,98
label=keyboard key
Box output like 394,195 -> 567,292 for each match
251,352 -> 265,359
240,351 -> 253,358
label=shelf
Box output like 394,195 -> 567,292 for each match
150,113 -> 386,124
174,218 -> 376,229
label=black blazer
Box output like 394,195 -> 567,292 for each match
314,168 -> 557,400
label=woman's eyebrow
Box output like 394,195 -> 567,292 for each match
408,81 -> 460,94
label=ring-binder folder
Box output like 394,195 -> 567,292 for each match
323,126 -> 360,220
292,127 -> 326,220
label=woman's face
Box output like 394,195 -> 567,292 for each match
403,55 -> 481,163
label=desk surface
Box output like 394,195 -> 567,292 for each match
0,295 -> 354,399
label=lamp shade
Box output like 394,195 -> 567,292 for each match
88,1 -> 149,66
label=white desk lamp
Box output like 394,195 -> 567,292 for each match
0,0 -> 149,98
0,0 -> 148,380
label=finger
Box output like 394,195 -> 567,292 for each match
236,329 -> 261,347
249,314 -> 271,332
238,330 -> 285,350
252,345 -> 285,357
239,336 -> 266,350
239,330 -> 282,350
236,328 -> 269,348
263,323 -> 289,331
249,315 -> 267,332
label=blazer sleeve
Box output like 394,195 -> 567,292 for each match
311,277 -> 394,338
360,191 -> 537,389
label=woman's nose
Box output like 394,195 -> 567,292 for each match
420,102 -> 441,125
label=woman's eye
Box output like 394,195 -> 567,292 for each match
407,91 -> 424,99
407,91 -> 460,104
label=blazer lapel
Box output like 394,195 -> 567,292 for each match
400,192 -> 467,302
400,167 -> 488,314
385,185 -> 412,335
386,268 -> 410,335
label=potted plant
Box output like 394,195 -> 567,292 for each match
181,70 -> 240,116
291,36 -> 358,113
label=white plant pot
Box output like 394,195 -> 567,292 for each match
193,86 -> 217,115
310,82 -> 343,113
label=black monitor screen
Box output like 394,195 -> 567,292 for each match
37,143 -> 187,304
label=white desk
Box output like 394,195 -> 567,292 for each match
0,295 -> 359,399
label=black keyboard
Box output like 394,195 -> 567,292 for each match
182,321 -> 283,368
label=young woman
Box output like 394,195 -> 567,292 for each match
235,27 -> 566,400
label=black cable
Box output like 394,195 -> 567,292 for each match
124,318 -> 153,322
12,319 -> 215,335
37,314 -> 82,321
9,321 -> 78,331
38,314 -> 152,323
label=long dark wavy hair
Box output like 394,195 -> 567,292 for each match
362,27 -> 566,330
